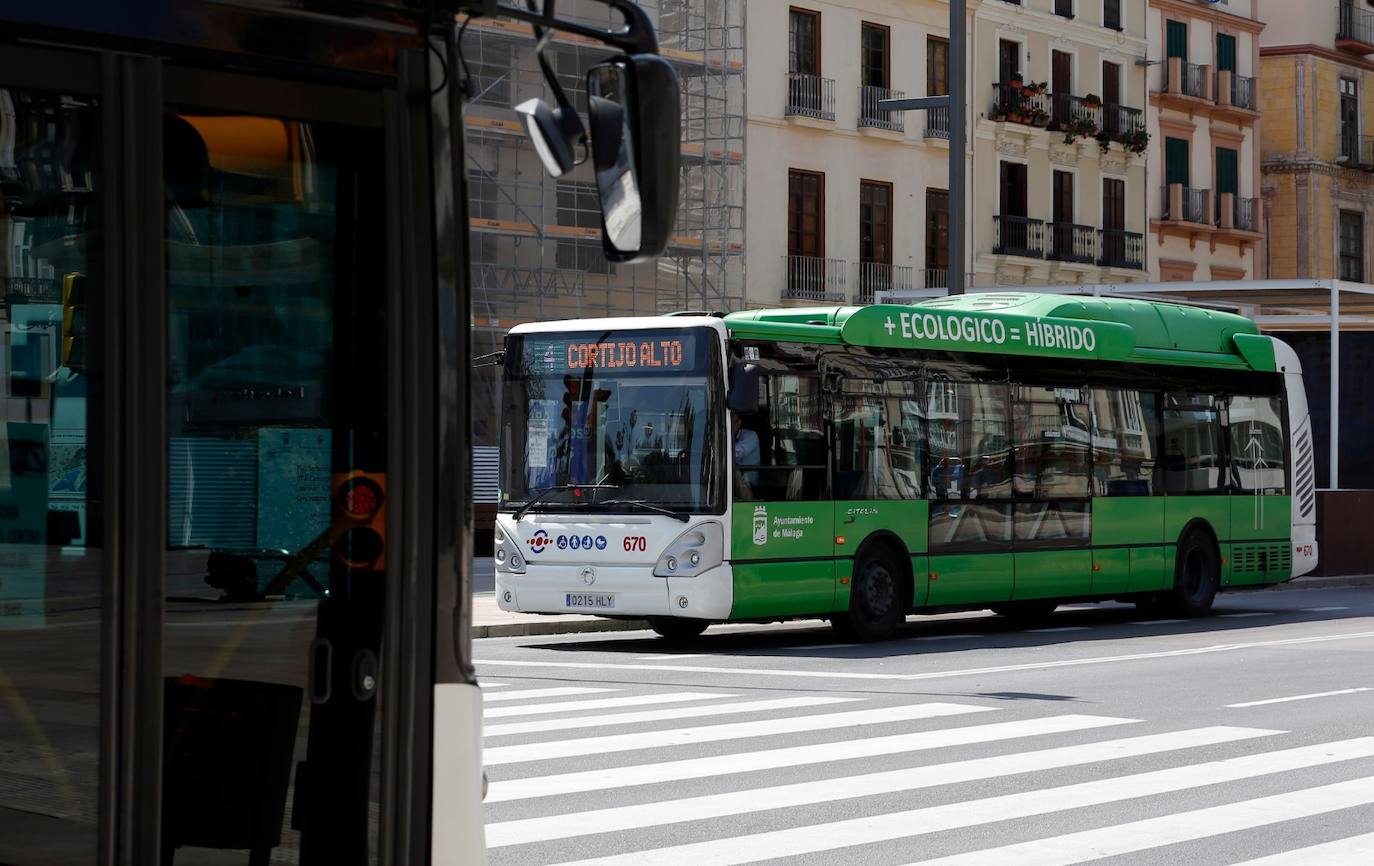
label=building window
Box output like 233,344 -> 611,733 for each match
1103,177 -> 1125,230
999,39 -> 1021,85
1000,162 -> 1029,217
861,22 -> 889,89
1166,19 -> 1188,60
788,169 -> 824,259
859,180 -> 893,267
1216,147 -> 1239,221
556,181 -> 610,274
928,36 -> 949,95
925,188 -> 949,287
789,8 -> 820,76
1216,33 -> 1237,74
1164,137 -> 1190,187
1054,0 -> 1073,18
1341,78 -> 1359,162
1104,0 -> 1122,31
1340,210 -> 1364,282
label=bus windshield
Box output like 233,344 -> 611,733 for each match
500,328 -> 724,514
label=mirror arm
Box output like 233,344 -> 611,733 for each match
459,0 -> 659,54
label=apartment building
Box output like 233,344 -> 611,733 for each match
972,0 -> 1151,287
748,1 -> 974,306
1146,0 -> 1264,281
1260,1 -> 1374,281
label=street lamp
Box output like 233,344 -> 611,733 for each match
878,0 -> 966,295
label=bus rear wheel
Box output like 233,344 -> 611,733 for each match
833,548 -> 907,642
1141,529 -> 1219,618
647,617 -> 709,641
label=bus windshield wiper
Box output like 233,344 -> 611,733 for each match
513,483 -> 618,522
596,498 -> 691,522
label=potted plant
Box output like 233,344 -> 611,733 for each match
1083,93 -> 1102,108
1062,115 -> 1099,144
1029,105 -> 1051,127
1119,126 -> 1151,155
1009,71 -> 1024,90
1096,129 -> 1113,154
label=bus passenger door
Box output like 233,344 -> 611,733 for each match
730,374 -> 835,618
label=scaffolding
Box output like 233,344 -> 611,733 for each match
460,0 -> 745,445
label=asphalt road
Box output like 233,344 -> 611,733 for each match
475,585 -> 1374,865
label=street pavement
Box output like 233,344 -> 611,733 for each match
475,585 -> 1374,865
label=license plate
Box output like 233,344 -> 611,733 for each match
565,592 -> 615,610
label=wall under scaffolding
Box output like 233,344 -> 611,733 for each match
461,0 -> 745,451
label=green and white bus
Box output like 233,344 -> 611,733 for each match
495,292 -> 1318,642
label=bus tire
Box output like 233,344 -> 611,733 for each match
833,547 -> 907,642
989,600 -> 1058,623
647,617 -> 709,641
1164,529 -> 1220,617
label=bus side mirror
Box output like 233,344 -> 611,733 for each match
587,54 -> 680,263
727,364 -> 761,413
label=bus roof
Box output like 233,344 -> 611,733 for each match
722,292 -> 1276,372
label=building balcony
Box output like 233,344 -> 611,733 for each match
1097,229 -> 1144,270
1049,93 -> 1101,134
1101,104 -> 1145,139
1338,1 -> 1374,55
858,86 -> 904,132
786,73 -> 836,121
994,215 -> 1047,258
853,261 -> 914,304
990,83 -> 1050,127
1160,185 -> 1211,224
1159,59 -> 1211,108
1214,194 -> 1263,253
923,267 -> 949,289
1047,223 -> 1097,264
924,105 -> 950,140
1215,71 -> 1258,124
783,255 -> 846,302
1338,133 -> 1374,169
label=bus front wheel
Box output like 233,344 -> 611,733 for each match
647,617 -> 709,641
833,548 -> 907,642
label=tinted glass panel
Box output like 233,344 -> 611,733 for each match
1093,389 -> 1161,495
926,380 -> 1011,500
0,85 -> 100,866
1015,501 -> 1090,545
736,374 -> 827,501
1012,385 -> 1091,498
1164,394 -> 1222,493
1230,396 -> 1286,494
929,503 -> 1013,551
162,111 -> 386,864
833,379 -> 923,500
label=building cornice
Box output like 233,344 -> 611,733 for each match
1261,158 -> 1374,180
1261,43 -> 1374,73
1150,0 -> 1264,35
977,4 -> 1148,52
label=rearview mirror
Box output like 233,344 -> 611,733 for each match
587,54 -> 680,263
726,364 -> 762,413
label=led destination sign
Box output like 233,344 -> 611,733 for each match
520,330 -> 705,375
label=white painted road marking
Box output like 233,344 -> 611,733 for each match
909,777 -> 1374,866
487,713 -> 1136,803
1303,606 -> 1352,612
483,695 -> 857,737
546,738 -> 1374,866
477,628 -> 1374,683
1219,612 -> 1273,619
481,687 -> 617,703
486,726 -> 1278,848
478,681 -> 511,688
482,701 -> 993,766
1226,687 -> 1373,708
485,691 -> 731,718
1224,831 -> 1374,866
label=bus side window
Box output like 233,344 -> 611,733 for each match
1228,396 -> 1286,494
1093,389 -> 1161,496
832,379 -> 921,501
736,374 -> 827,501
1163,393 -> 1223,494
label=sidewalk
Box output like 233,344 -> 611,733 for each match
471,573 -> 1374,638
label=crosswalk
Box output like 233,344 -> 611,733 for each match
480,679 -> 1374,865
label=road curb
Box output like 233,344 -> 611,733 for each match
471,576 -> 1374,638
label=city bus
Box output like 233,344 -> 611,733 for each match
496,292 -> 1319,642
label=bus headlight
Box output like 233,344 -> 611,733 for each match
654,521 -> 723,578
495,521 -> 526,574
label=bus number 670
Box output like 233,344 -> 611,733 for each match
624,536 -> 647,552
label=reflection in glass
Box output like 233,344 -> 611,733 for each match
162,113 -> 386,865
833,379 -> 923,500
734,374 -> 827,502
926,379 -> 1011,500
1229,395 -> 1286,493
929,503 -> 1013,550
1164,393 -> 1222,493
1012,385 -> 1091,498
1092,388 -> 1160,496
1015,501 -> 1090,545
0,87 -> 100,866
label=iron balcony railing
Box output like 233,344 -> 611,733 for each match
1233,196 -> 1259,232
1162,185 -> 1210,224
1101,104 -> 1145,138
1166,61 -> 1208,99
783,255 -> 847,302
991,82 -> 1051,126
994,215 -> 1047,258
924,105 -> 950,139
1050,93 -> 1101,132
1048,223 -> 1097,264
859,86 -> 905,132
786,73 -> 836,121
854,261 -> 914,304
924,267 -> 949,289
1097,229 -> 1144,270
1339,132 -> 1374,167
1226,73 -> 1256,110
1339,1 -> 1374,49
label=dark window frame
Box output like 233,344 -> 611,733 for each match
789,7 -> 821,76
1340,209 -> 1365,282
860,21 -> 890,90
859,178 -> 893,266
787,168 -> 826,259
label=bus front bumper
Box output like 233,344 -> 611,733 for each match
495,563 -> 733,621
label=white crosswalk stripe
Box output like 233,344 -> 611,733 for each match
1224,831 -> 1374,866
478,681 -> 512,688
485,726 -> 1277,847
483,695 -> 856,737
908,776 -> 1374,866
485,692 -> 732,719
483,701 -> 993,766
543,739 -> 1374,866
482,686 -> 618,703
486,713 -> 1135,803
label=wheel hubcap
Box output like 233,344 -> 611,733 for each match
859,563 -> 894,619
